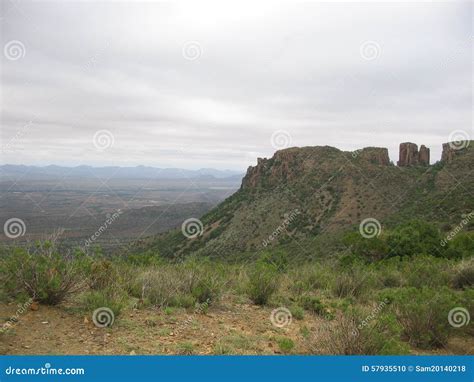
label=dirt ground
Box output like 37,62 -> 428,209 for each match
1,300 -> 472,355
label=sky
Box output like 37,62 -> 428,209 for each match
0,0 -> 472,170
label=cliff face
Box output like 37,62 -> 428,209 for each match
241,146 -> 390,190
143,141 -> 473,259
419,145 -> 430,166
397,142 -> 430,166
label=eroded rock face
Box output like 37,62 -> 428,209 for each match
398,142 -> 419,166
241,157 -> 268,189
441,143 -> 457,163
397,142 -> 430,166
419,145 -> 430,166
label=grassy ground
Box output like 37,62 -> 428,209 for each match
1,298 -> 472,355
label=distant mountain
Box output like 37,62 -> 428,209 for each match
136,141 -> 474,259
0,164 -> 243,180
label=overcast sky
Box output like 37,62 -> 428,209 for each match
0,1 -> 472,170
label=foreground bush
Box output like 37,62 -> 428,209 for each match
382,287 -> 462,349
1,242 -> 88,305
452,259 -> 474,290
245,262 -> 279,305
80,287 -> 128,317
313,306 -> 409,355
132,260 -> 225,308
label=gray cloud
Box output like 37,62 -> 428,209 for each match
1,1 -> 472,170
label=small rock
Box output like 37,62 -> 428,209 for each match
83,317 -> 89,324
129,350 -> 136,355
30,302 -> 39,311
23,345 -> 30,349
41,321 -> 48,324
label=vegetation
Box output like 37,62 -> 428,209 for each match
1,218 -> 472,355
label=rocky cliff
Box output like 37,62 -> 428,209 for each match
397,142 -> 430,166
138,141 -> 473,259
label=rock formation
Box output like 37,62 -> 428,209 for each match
418,145 -> 430,166
441,143 -> 460,163
397,142 -> 430,167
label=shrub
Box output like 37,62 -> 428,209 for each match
447,232 -> 474,258
133,267 -> 194,308
387,220 -> 445,257
331,267 -> 372,299
382,287 -> 462,349
343,232 -> 389,262
132,261 -> 224,308
1,243 -> 88,305
289,305 -> 305,320
246,262 -> 279,305
313,307 -> 409,355
260,249 -> 289,272
379,271 -> 403,288
452,260 -> 474,290
175,342 -> 195,355
80,287 -> 128,317
87,259 -> 120,290
288,265 -> 330,295
299,296 -> 326,316
401,255 -> 451,288
276,337 -> 295,353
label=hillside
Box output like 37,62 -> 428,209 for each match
134,141 -> 474,260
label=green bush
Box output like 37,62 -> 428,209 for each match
1,243 -> 88,305
452,260 -> 474,289
276,337 -> 295,353
288,265 -> 330,295
382,287 -> 462,349
289,305 -> 305,320
245,262 -> 279,305
87,259 -> 120,290
447,232 -> 474,258
343,232 -> 389,262
387,220 -> 445,258
133,267 -> 194,308
260,249 -> 289,272
331,267 -> 372,299
80,287 -> 128,317
299,295 -> 326,316
401,255 -> 451,288
314,307 -> 409,355
132,261 -> 224,308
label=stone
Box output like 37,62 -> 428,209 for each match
397,142 -> 419,166
419,145 -> 430,165
398,142 -> 430,167
441,143 -> 456,163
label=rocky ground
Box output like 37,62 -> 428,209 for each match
1,300 -> 472,355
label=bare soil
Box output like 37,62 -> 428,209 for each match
1,301 -> 472,355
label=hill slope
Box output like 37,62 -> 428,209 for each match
135,141 -> 473,260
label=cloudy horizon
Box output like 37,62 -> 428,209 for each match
1,1 -> 472,171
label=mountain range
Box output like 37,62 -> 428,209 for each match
0,165 -> 243,180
